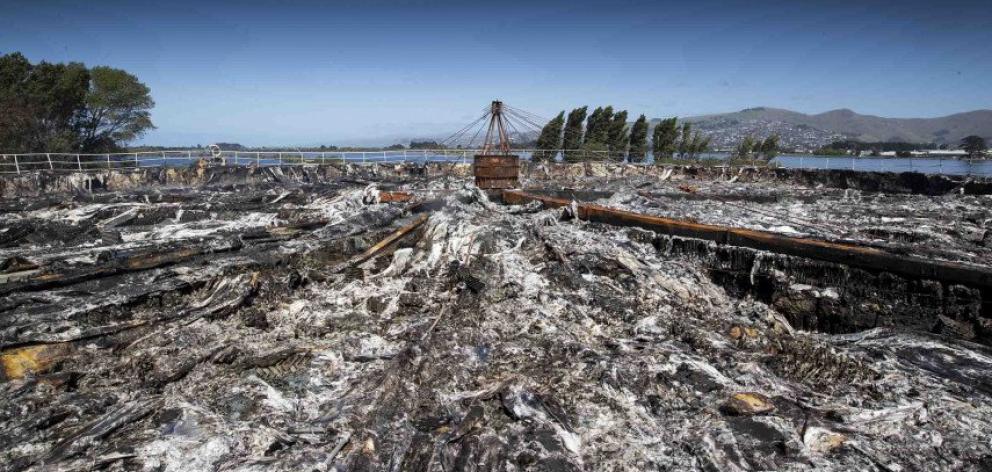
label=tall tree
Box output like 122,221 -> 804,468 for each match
961,135 -> 987,158
628,114 -> 649,163
79,67 -> 155,152
0,52 -> 154,153
651,117 -> 679,163
734,135 -> 756,160
687,132 -> 708,159
584,106 -> 613,146
607,110 -> 629,158
533,111 -> 565,162
676,121 -> 693,159
562,106 -> 587,162
759,134 -> 780,160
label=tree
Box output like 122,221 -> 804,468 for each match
628,115 -> 649,163
584,106 -> 613,146
79,66 -> 155,151
676,122 -> 693,159
687,132 -> 709,160
607,110 -> 629,158
533,111 -> 565,162
651,117 -> 679,163
759,134 -> 780,160
733,135 -> 756,160
562,106 -> 587,162
961,135 -> 987,158
0,52 -> 154,153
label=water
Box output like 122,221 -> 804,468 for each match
6,151 -> 988,177
770,154 -> 992,176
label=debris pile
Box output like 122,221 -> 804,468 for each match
2,166 -> 992,471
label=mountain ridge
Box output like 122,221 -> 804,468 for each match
660,107 -> 992,147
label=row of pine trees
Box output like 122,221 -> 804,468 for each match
532,106 -> 712,163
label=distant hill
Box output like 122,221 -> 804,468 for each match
655,107 -> 992,150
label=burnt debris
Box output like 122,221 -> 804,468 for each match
2,163 -> 992,471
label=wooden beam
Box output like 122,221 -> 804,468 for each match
502,189 -> 992,290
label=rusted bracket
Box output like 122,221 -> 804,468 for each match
503,189 -> 992,290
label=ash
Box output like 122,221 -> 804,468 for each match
2,166 -> 992,471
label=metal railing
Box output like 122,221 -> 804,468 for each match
1,149 -> 987,176
0,149 -> 633,174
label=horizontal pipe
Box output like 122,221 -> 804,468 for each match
502,189 -> 992,290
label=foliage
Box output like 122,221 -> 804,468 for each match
385,143 -> 406,150
733,135 -> 756,159
686,132 -> 710,159
584,106 -> 613,146
0,52 -> 155,153
607,110 -> 629,154
628,115 -> 649,163
578,140 -> 610,161
562,106 -> 588,162
676,122 -> 693,158
533,111 -> 565,162
759,134 -> 779,159
409,141 -> 444,149
79,67 -> 155,151
651,117 -> 679,162
961,135 -> 987,158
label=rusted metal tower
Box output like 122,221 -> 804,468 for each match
474,100 -> 520,190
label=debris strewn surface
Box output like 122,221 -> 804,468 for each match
2,165 -> 992,471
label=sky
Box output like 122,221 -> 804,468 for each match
2,0 -> 991,146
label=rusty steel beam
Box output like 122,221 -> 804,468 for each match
378,191 -> 415,203
503,189 -> 992,290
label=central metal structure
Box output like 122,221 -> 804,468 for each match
474,100 -> 520,190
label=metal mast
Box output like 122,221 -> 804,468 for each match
481,100 -> 511,155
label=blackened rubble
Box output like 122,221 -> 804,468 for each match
2,164 -> 992,471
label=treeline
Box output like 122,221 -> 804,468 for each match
732,135 -> 780,160
816,140 -> 938,156
0,52 -> 155,153
532,106 -> 713,163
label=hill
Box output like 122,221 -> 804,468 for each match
658,107 -> 992,151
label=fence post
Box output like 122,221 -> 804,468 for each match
256,152 -> 260,167
321,152 -> 326,165
13,155 -> 19,174
46,153 -> 54,170
133,153 -> 139,169
362,152 -> 366,165
77,154 -> 82,171
278,152 -> 283,166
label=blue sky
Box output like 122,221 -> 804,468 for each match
2,0 -> 991,146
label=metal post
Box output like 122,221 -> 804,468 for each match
362,152 -> 366,165
13,155 -> 19,174
106,154 -> 111,169
235,151 -> 239,166
77,154 -> 83,171
47,153 -> 54,170
256,152 -> 260,167
278,152 -> 283,166
321,152 -> 326,165
134,153 -> 139,169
